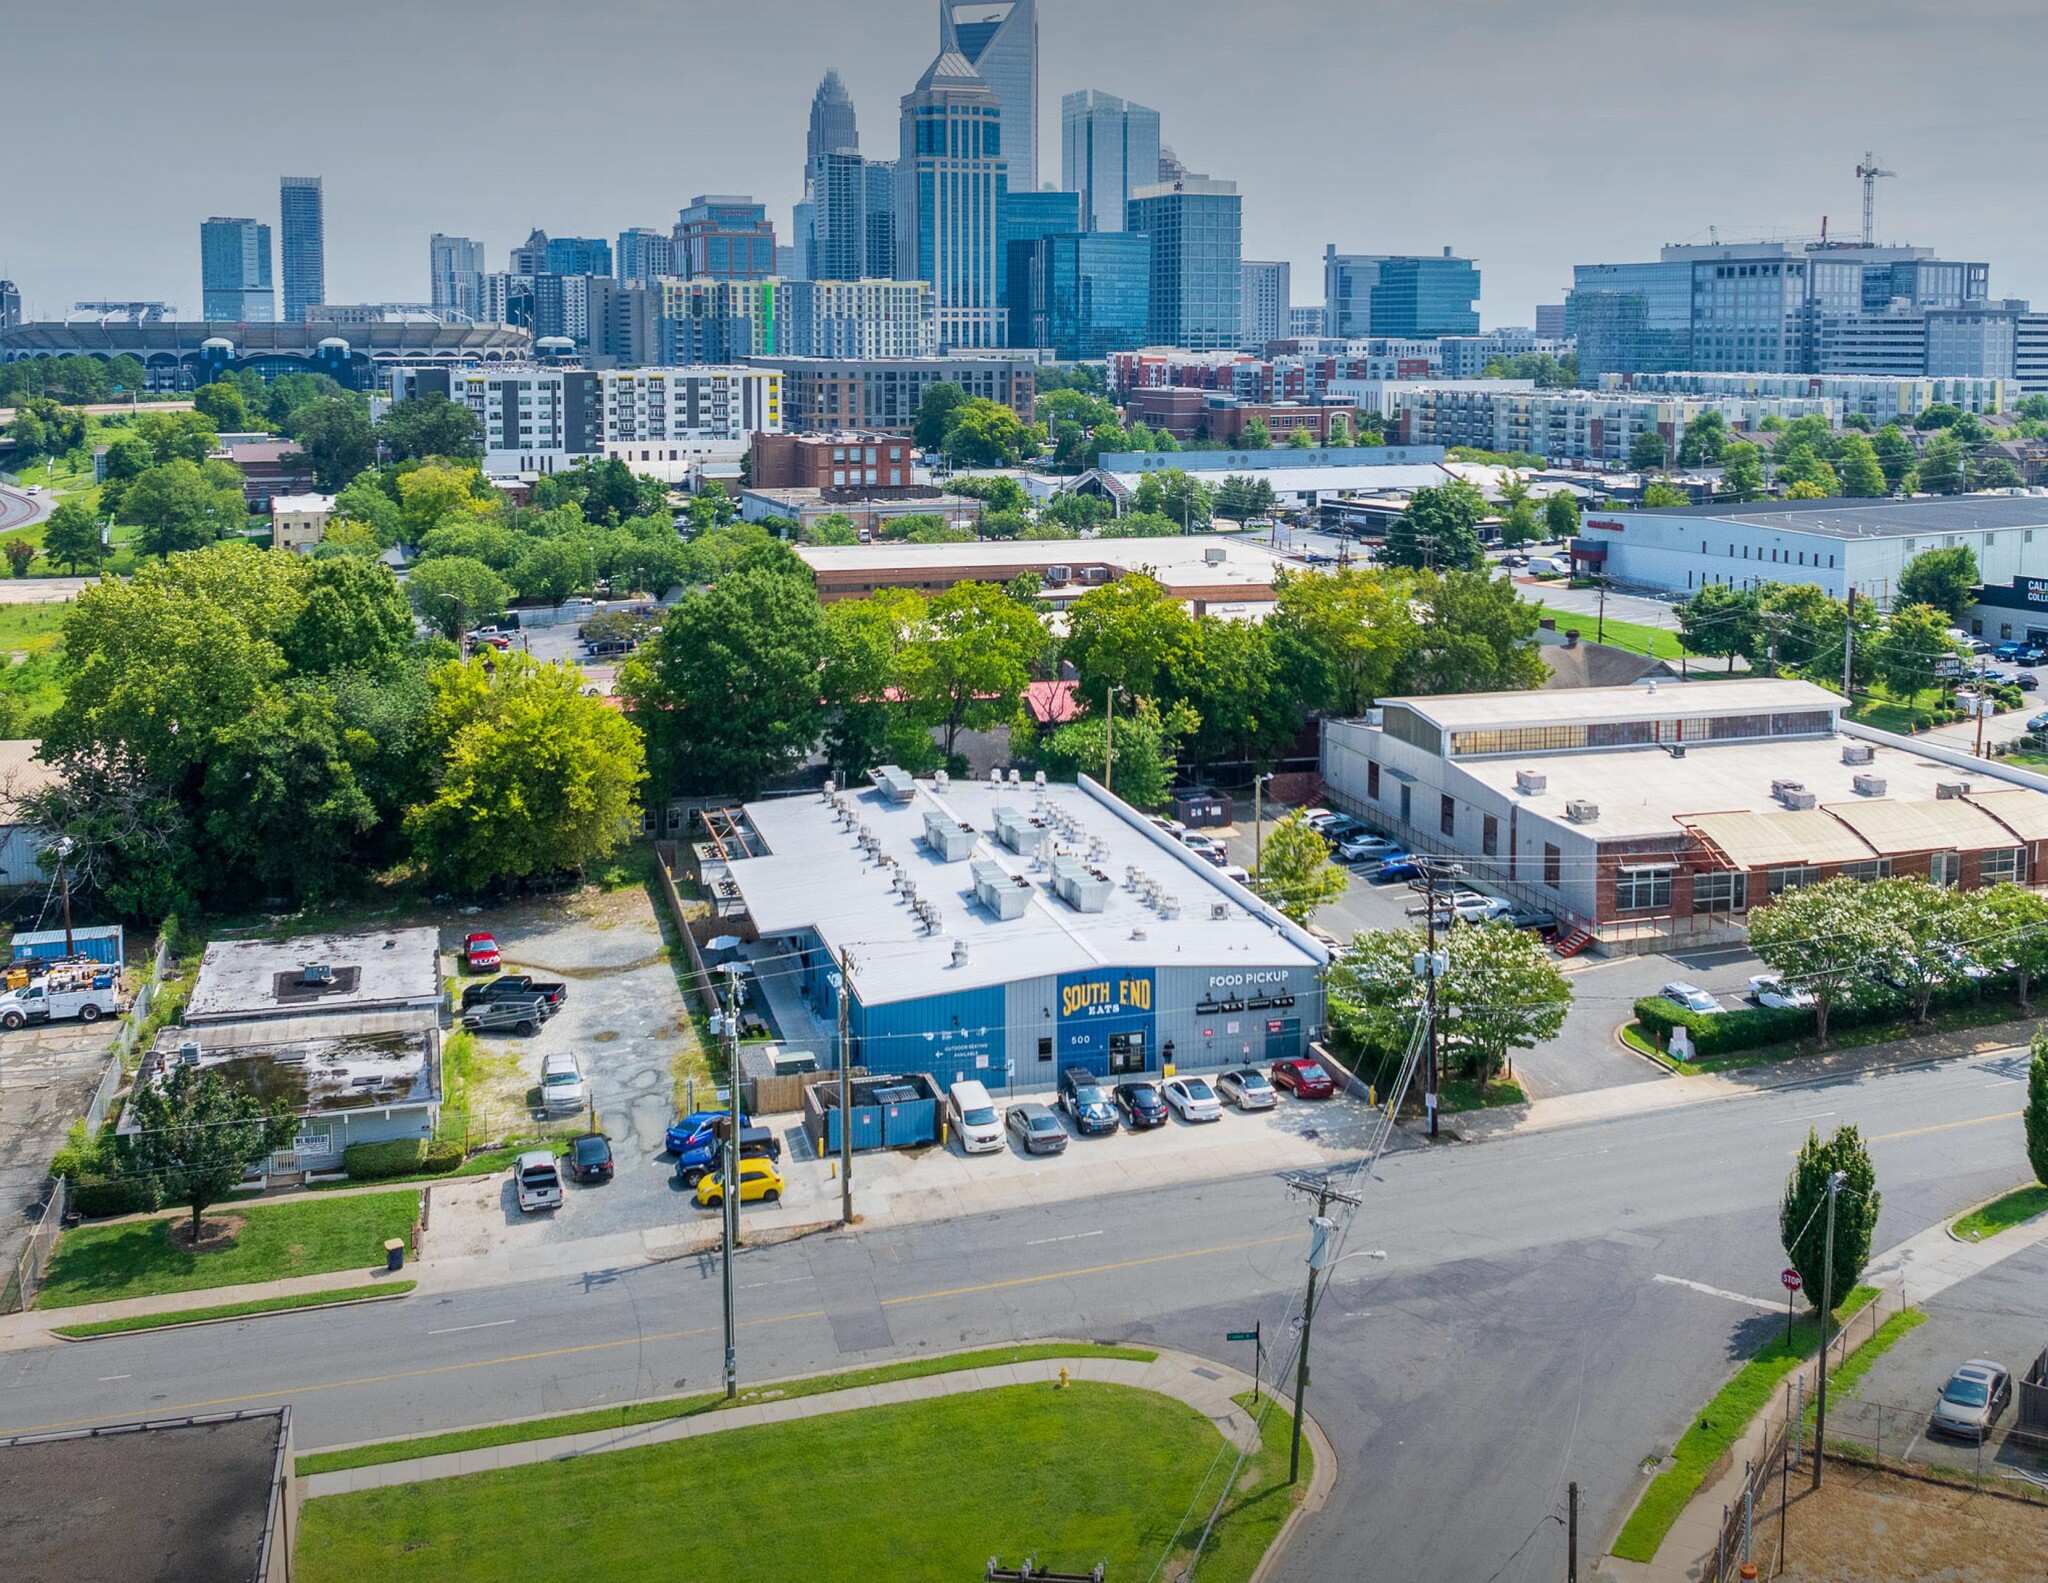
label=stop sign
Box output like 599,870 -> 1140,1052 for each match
1781,1268 -> 1803,1292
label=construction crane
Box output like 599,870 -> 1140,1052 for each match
1856,150 -> 1896,246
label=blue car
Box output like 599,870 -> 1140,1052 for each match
665,1109 -> 749,1159
1995,641 -> 2028,661
1373,854 -> 1422,883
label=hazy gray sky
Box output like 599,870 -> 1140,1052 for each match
8,0 -> 2046,327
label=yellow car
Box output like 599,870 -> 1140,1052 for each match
695,1157 -> 784,1207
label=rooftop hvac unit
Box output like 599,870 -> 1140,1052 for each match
1050,854 -> 1113,913
1936,780 -> 1971,800
301,962 -> 334,986
921,809 -> 976,862
971,858 -> 1033,920
1852,773 -> 1887,797
1365,708 -> 1385,726
1565,799 -> 1600,824
177,1039 -> 202,1066
1771,779 -> 1806,800
1210,902 -> 1232,921
993,804 -> 1035,853
1203,545 -> 1226,565
1781,790 -> 1818,811
871,764 -> 917,803
1158,896 -> 1181,920
1842,743 -> 1876,766
1081,565 -> 1112,583
1515,770 -> 1547,795
1044,564 -> 1072,585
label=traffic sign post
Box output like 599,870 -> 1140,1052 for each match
1227,1323 -> 1263,1402
1781,1267 -> 1803,1343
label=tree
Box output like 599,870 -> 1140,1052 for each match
406,556 -> 510,638
287,396 -> 377,490
619,546 -> 826,797
511,538 -> 590,603
1836,433 -> 1888,498
398,462 -> 496,545
1677,583 -> 1760,673
2028,1038 -> 2048,1189
1238,417 -> 1274,450
332,474 -> 402,546
898,580 -> 1043,758
1331,921 -> 1571,1084
1875,603 -> 1961,705
1747,876 -> 1888,1043
1097,509 -> 1184,539
1399,569 -> 1546,695
1267,567 -> 1419,716
1976,457 -> 2024,491
191,380 -> 252,432
4,539 -> 33,578
1387,480 -> 1487,570
1543,491 -> 1580,539
124,1064 -> 296,1240
1863,875 -> 1974,1024
1757,582 -> 1847,673
377,394 -> 483,462
913,382 -> 968,451
1780,1125 -> 1880,1313
1970,884 -> 2048,1009
4,409 -> 48,462
1772,444 -> 1838,497
945,473 -> 1030,514
1915,403 -> 1963,430
1062,574 -> 1198,703
1918,429 -> 1965,495
41,499 -> 104,573
686,480 -> 740,535
132,409 -> 219,465
122,458 -> 248,558
1286,426 -> 1317,450
1718,440 -> 1767,502
1676,409 -> 1728,467
1214,475 -> 1279,524
1641,483 -> 1690,508
406,654 -> 646,889
1870,425 -> 1917,493
1130,468 -> 1213,531
1628,429 -> 1668,473
1896,547 -> 1979,620
101,431 -> 153,482
1040,697 -> 1197,810
1258,812 -> 1348,923
820,590 -> 930,780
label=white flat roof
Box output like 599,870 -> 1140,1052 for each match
1387,678 -> 1842,734
795,535 -> 1291,592
1104,463 -> 1450,496
185,928 -> 443,1025
730,776 -> 1324,1007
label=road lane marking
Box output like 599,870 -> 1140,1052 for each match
96,1374 -> 129,1382
427,1320 -> 518,1336
880,1233 -> 1297,1309
1025,1231 -> 1106,1247
1835,1112 -> 2022,1150
1653,1275 -> 1781,1314
1776,1111 -> 1837,1125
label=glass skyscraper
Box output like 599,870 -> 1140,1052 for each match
675,198 -> 778,282
1011,233 -> 1149,359
279,177 -> 324,324
997,188 -> 1081,310
1061,90 -> 1160,234
1127,179 -> 1241,352
545,236 -> 614,278
200,217 -> 274,322
940,0 -> 1038,192
1322,249 -> 1479,338
807,69 -> 860,164
897,49 -> 1008,349
430,234 -> 485,319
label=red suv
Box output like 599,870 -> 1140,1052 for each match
462,931 -> 501,971
1270,1057 -> 1334,1100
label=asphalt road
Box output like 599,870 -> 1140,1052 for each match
0,1048 -> 2028,1581
0,485 -> 50,535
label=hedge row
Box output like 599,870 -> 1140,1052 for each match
341,1138 -> 464,1180
1634,977 -> 2010,1058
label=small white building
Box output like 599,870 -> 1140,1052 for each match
269,492 -> 335,552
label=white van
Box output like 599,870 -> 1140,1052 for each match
948,1079 -> 1004,1154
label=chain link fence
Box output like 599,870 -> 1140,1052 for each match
2,1178 -> 69,1315
1818,1395 -> 2048,1503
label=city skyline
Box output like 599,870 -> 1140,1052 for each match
2,0 -> 2045,326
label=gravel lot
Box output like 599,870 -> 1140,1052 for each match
0,1022 -> 118,1280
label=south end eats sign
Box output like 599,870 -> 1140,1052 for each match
1061,976 -> 1153,1018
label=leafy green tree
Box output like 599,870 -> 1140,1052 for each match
406,556 -> 510,637
332,474 -> 402,546
4,409 -> 48,462
686,480 -> 739,534
1678,583 -> 1760,673
1040,492 -> 1112,533
944,473 -> 1030,514
1718,440 -> 1767,502
124,1064 -> 296,1239
1399,569 -> 1546,695
1287,426 -> 1317,449
41,499 -> 104,573
1971,885 -> 2048,1009
1918,429 -> 1965,495
1543,491 -> 1580,539
1641,483 -> 1690,508
1499,498 -> 1540,546
191,381 -> 252,432
123,458 -> 248,558
1214,474 -> 1279,524
1035,389 -> 1118,436
1915,403 -> 1962,430
407,653 -> 646,888
1863,875 -> 1969,1023
1130,468 -> 1213,530
1238,417 -> 1274,450
512,539 -> 590,603
913,382 -> 968,451
377,394 -> 483,462
398,462 -> 497,545
1258,812 -> 1348,922
1870,425 -> 1917,492
1757,582 -> 1845,673
1628,429 -> 1668,472
286,396 -> 377,490
261,372 -> 348,428
101,431 -> 154,481
1896,546 -> 1979,621
282,557 -> 416,678
1062,575 -> 1198,703
1386,480 -> 1486,570
1040,696 -> 1197,809
1169,615 -> 1293,768
1834,433 -> 1888,497
1780,1125 -> 1881,1312
800,511 -> 860,546
820,590 -> 930,780
1772,444 -> 1838,496
1676,409 -> 1728,466
1267,567 -> 1419,716
898,580 -> 1043,758
1976,457 -> 2024,491
532,457 -> 667,526
1875,603 -> 1961,706
1097,509 -> 1184,539
132,409 -> 219,465
2028,1038 -> 2048,1189
620,545 -> 825,797
1746,876 -> 1887,1042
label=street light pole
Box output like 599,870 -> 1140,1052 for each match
837,947 -> 854,1227
721,965 -> 741,1400
1811,1168 -> 1847,1490
1104,684 -> 1126,796
1284,1175 -> 1362,1485
1253,773 -> 1273,889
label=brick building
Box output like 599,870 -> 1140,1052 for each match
749,432 -> 915,490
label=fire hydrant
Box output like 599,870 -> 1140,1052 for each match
1057,1366 -> 1070,1390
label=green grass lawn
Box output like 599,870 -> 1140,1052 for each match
298,1343 -> 1160,1476
1952,1184 -> 2048,1242
299,1380 -> 1301,1583
1438,1076 -> 1527,1112
0,601 -> 69,653
1808,1308 -> 1927,1424
1610,1286 -> 1879,1563
51,1280 -> 414,1338
1531,603 -> 1691,662
35,1190 -> 420,1310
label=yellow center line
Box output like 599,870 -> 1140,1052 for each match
1790,1111 -> 2022,1153
879,1233 -> 1296,1307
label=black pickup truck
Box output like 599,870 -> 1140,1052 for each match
460,974 -> 568,1012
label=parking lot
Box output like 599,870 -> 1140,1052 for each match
0,1020 -> 117,1282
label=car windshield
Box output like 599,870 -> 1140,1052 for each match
1183,1080 -> 1214,1100
1297,1065 -> 1328,1082
1077,1087 -> 1108,1104
1945,1378 -> 1990,1407
544,1070 -> 579,1087
1129,1087 -> 1160,1105
964,1106 -> 997,1126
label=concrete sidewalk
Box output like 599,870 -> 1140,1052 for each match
0,1263 -> 417,1349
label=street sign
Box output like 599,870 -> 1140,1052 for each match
1781,1268 -> 1803,1291
1226,1330 -> 1258,1342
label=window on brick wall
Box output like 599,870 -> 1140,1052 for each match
1930,851 -> 1961,888
1980,848 -> 2025,885
1614,867 -> 1673,913
1692,870 -> 1747,913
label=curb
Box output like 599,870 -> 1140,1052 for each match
1942,1183 -> 2048,1245
1613,1021 -> 1684,1074
47,1284 -> 416,1343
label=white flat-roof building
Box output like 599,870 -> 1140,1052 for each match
1597,371 -> 2013,421
720,772 -> 1326,1090
1322,678 -> 2048,953
184,928 -> 443,1026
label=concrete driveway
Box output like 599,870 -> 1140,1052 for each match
0,1022 -> 115,1279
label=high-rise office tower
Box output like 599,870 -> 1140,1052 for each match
615,228 -> 674,285
545,236 -> 613,278
1323,248 -> 1480,339
510,230 -> 550,276
864,160 -> 897,279
0,280 -> 20,332
898,49 -> 1009,350
430,235 -> 485,319
809,153 -> 875,282
1241,260 -> 1291,349
1010,233 -> 1150,358
279,177 -> 325,324
940,0 -> 1037,191
1061,90 -> 1160,233
200,217 -> 275,322
1127,178 -> 1242,351
808,69 -> 860,162
998,188 -> 1081,311
674,198 -> 778,281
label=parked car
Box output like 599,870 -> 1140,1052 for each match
1503,908 -> 1559,937
582,638 -> 632,660
566,1133 -> 615,1184
2020,649 -> 2047,668
1967,637 -> 1994,655
674,1122 -> 779,1185
1337,834 -> 1399,863
462,931 -> 501,971
1931,1359 -> 2011,1441
2028,711 -> 2048,733
665,1108 -> 749,1157
1216,1068 -> 1278,1110
1271,1057 -> 1335,1099
2020,672 -> 2040,692
514,1150 -> 564,1213
0,982 -> 120,1029
1113,1080 -> 1170,1129
1660,982 -> 1724,1015
1298,809 -> 1337,830
1006,1102 -> 1069,1155
1994,641 -> 2028,661
948,1079 -> 1005,1154
461,974 -> 567,1012
540,1051 -> 588,1117
1180,832 -> 1224,858
1220,863 -> 1254,885
1318,818 -> 1366,847
1748,974 -> 1815,1011
1372,854 -> 1422,884
1161,1077 -> 1223,1122
460,995 -> 552,1036
1057,1068 -> 1120,1135
694,1156 -> 784,1208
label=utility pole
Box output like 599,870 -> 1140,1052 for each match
1284,1175 -> 1362,1484
1811,1169 -> 1847,1490
1842,586 -> 1856,701
1103,684 -> 1125,796
1595,583 -> 1606,648
837,947 -> 854,1227
1567,1481 -> 1579,1583
55,837 -> 74,956
1975,651 -> 1990,759
1419,858 -> 1458,1138
721,965 -> 741,1400
1252,772 -> 1272,889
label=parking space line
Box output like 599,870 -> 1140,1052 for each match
1775,1111 -> 1837,1125
428,1319 -> 518,1336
